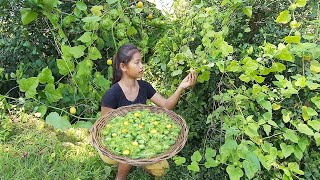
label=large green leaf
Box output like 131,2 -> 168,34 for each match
127,26 -> 138,36
275,10 -> 291,24
280,143 -> 294,158
187,162 -> 200,172
243,160 -> 259,179
20,8 -> 38,25
270,62 -> 286,72
307,120 -> 320,131
288,162 -> 304,175
56,59 -> 75,75
45,112 -> 71,130
78,32 -> 93,43
191,150 -> 202,162
77,60 -> 93,76
293,145 -> 303,160
18,77 -> 39,98
284,35 -> 301,44
76,1 -> 87,11
73,121 -> 93,129
242,6 -> 252,18
239,74 -> 251,83
310,60 -> 320,73
302,106 -> 318,121
314,133 -> 320,146
283,129 -> 299,143
173,156 -> 186,166
296,0 -> 307,7
298,137 -> 309,151
258,100 -> 272,111
297,124 -> 314,136
38,67 -> 54,84
226,165 -> 244,180
88,47 -> 102,60
70,45 -> 86,59
275,44 -> 293,61
204,158 -> 219,168
44,84 -> 62,103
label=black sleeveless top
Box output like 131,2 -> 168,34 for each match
101,80 -> 156,109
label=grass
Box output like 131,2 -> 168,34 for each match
0,112 -> 160,180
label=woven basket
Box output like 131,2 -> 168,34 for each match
90,104 -> 188,166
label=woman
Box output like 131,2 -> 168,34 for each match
101,43 -> 197,180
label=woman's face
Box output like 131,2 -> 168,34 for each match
122,52 -> 144,79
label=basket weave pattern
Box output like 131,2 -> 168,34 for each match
91,104 -> 188,165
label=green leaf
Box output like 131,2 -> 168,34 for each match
127,26 -> 138,36
310,60 -> 320,73
294,76 -> 306,87
226,60 -> 242,72
70,45 -> 86,59
205,147 -> 216,159
191,150 -> 202,162
307,120 -> 320,131
171,69 -> 182,77
244,58 -> 259,73
284,35 -> 301,44
73,121 -> 92,129
20,8 -> 38,25
270,62 -> 286,72
243,159 -> 259,179
297,124 -> 314,136
93,75 -> 111,90
244,123 -> 259,137
45,112 -> 71,130
78,32 -> 93,43
281,109 -> 291,123
314,132 -> 320,146
35,105 -> 47,118
302,106 -> 318,121
38,67 -> 54,84
77,60 -> 93,76
275,10 -> 291,24
298,137 -> 309,151
197,71 -> 210,82
293,145 -> 303,160
173,156 -> 186,166
106,0 -> 119,5
239,74 -> 251,83
288,162 -> 304,175
280,143 -> 294,158
263,124 -> 271,136
296,0 -> 307,7
76,1 -> 87,11
187,162 -> 200,172
56,59 -> 75,75
226,165 -> 244,180
283,129 -> 299,143
307,81 -> 320,90
311,96 -> 320,109
82,16 -> 101,23
253,75 -> 265,83
18,77 -> 39,98
88,47 -> 102,60
275,44 -> 293,62
258,100 -> 272,111
44,84 -> 62,103
204,158 -> 219,168
242,6 -> 252,18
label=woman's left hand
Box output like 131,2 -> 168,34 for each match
179,70 -> 197,90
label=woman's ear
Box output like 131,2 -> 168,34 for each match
119,62 -> 127,72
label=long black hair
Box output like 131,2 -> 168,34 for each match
112,43 -> 141,84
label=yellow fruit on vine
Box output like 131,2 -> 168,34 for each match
150,129 -> 157,134
191,37 -> 195,41
166,124 -> 172,129
123,149 -> 130,155
107,59 -> 112,65
134,112 -> 141,118
153,121 -> 159,125
123,121 -> 129,126
137,1 -> 143,8
69,106 -> 77,114
147,14 -> 153,20
122,129 -> 128,133
272,103 -> 281,110
132,141 -> 139,146
202,60 -> 207,64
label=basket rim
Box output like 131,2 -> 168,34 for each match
90,104 -> 188,165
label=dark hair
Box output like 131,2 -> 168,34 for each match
112,43 -> 141,84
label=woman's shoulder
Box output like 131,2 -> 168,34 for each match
105,83 -> 121,94
138,79 -> 151,86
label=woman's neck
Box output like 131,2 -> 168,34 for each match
118,77 -> 138,89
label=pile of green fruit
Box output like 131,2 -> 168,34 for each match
101,109 -> 181,159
